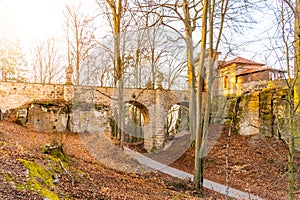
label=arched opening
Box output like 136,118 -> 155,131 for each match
123,101 -> 148,143
165,102 -> 189,139
126,100 -> 149,125
110,100 -> 149,148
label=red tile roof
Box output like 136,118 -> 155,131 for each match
236,67 -> 270,76
236,67 -> 286,76
220,57 -> 265,68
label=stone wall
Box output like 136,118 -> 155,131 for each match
0,82 -> 65,111
210,95 -> 235,124
219,87 -> 291,138
6,80 -> 296,148
14,100 -> 112,134
236,92 -> 260,135
0,81 -> 188,152
210,80 -> 291,138
27,105 -> 69,132
259,88 -> 289,138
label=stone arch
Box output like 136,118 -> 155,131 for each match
112,100 -> 150,144
163,90 -> 189,111
125,100 -> 150,125
165,101 -> 190,137
176,101 -> 189,111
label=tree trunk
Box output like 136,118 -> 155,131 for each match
225,97 -> 239,199
288,104 -> 294,200
182,0 -> 196,142
194,0 -> 209,189
292,0 -> 300,141
289,1 -> 300,199
107,0 -> 124,147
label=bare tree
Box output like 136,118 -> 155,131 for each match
81,47 -> 115,86
267,1 -> 300,199
0,35 -> 27,82
256,1 -> 300,198
194,0 -> 209,189
164,51 -> 187,90
30,38 -> 64,84
194,0 -> 229,189
137,0 -> 202,141
63,0 -> 97,85
100,0 -> 125,146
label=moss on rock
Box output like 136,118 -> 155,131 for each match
42,145 -> 70,163
1,172 -> 13,183
18,159 -> 60,200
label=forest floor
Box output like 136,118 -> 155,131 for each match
171,125 -> 300,200
1,120 -> 299,200
0,120 -> 223,200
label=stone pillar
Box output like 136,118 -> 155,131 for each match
156,71 -> 163,89
143,106 -> 156,152
65,64 -> 73,85
143,89 -> 168,152
154,89 -> 167,150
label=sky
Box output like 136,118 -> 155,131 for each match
0,0 -> 287,71
0,0 -> 64,39
0,0 -> 66,56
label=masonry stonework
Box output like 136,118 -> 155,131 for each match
0,81 -> 188,151
1,80 -> 294,151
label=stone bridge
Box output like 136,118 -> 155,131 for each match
0,81 -> 188,151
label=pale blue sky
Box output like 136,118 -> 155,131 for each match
0,0 -> 290,72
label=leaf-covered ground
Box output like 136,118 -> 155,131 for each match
171,126 -> 300,200
0,120 -> 223,200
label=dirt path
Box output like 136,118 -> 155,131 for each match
127,147 -> 263,199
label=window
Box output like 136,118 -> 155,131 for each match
224,76 -> 229,88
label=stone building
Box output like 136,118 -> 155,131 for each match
193,53 -> 286,96
216,56 -> 286,96
193,55 -> 288,136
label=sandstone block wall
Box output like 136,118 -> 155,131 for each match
27,105 -> 69,132
0,81 -> 189,151
259,88 -> 289,139
2,80 -> 297,150
218,87 -> 292,138
237,92 -> 260,135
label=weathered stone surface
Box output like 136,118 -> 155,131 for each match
21,103 -> 69,132
259,89 -> 274,137
0,81 -> 188,151
2,80 -> 295,150
237,92 -> 260,135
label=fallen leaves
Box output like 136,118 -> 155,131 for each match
0,120 -> 222,199
171,125 -> 300,199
